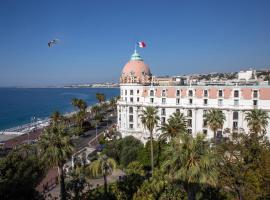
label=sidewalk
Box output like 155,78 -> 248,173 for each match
45,169 -> 125,199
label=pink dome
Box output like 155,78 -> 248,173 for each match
122,60 -> 151,78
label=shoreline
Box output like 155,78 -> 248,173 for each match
0,99 -> 111,137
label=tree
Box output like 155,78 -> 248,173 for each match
50,111 -> 63,125
159,111 -> 187,141
66,168 -> 88,200
245,109 -> 269,135
162,133 -> 218,200
91,104 -> 101,117
204,109 -> 225,139
71,98 -> 88,128
217,130 -> 270,200
88,154 -> 117,194
96,93 -> 106,103
125,161 -> 145,176
38,123 -> 74,200
0,146 -> 44,200
140,106 -> 160,175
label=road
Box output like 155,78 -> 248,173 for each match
72,110 -> 117,150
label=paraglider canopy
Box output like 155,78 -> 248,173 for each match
48,39 -> 59,48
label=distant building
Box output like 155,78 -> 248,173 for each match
238,70 -> 256,81
117,51 -> 270,143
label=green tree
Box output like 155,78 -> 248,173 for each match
50,111 -> 63,125
217,131 -> 270,200
0,146 -> 44,200
88,154 -> 117,194
245,109 -> 269,135
38,123 -> 74,200
96,93 -> 106,103
126,161 -> 145,176
159,111 -> 187,141
162,133 -> 218,200
204,109 -> 226,139
66,168 -> 88,200
140,106 -> 160,174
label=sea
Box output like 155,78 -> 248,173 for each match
0,88 -> 119,131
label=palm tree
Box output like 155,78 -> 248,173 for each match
96,93 -> 106,103
139,106 -> 160,174
88,154 -> 116,194
91,104 -> 101,117
159,111 -> 187,141
72,98 -> 79,108
50,111 -> 63,125
204,109 -> 226,139
71,99 -> 87,128
162,133 -> 218,200
38,123 -> 74,200
245,109 -> 269,135
109,98 -> 117,111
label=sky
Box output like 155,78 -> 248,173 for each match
0,0 -> 270,87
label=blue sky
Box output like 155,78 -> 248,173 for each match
0,0 -> 270,87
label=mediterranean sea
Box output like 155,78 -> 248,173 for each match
0,88 -> 119,130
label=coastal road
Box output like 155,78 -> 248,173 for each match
73,111 -> 117,150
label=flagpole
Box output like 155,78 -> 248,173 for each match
134,42 -> 137,53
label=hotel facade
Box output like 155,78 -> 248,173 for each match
117,51 -> 270,143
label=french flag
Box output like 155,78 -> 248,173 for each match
137,41 -> 146,48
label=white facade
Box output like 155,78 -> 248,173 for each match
117,52 -> 270,143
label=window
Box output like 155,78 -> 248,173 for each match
130,90 -> 133,95
161,117 -> 166,124
125,97 -> 127,102
204,90 -> 208,97
176,98 -> 180,105
129,107 -> 133,113
129,124 -> 133,129
162,89 -> 166,97
234,90 -> 239,98
189,99 -> 193,105
176,109 -> 180,113
150,98 -> 154,103
203,129 -> 207,135
253,90 -> 258,98
137,90 -> 140,94
203,119 -> 207,127
234,99 -> 239,106
137,97 -> 140,102
188,90 -> 193,97
203,110 -> 207,117
150,90 -> 154,96
204,99 -> 208,105
218,99 -> 223,106
129,115 -> 133,122
176,89 -> 180,96
188,119 -> 192,127
233,121 -> 238,130
161,108 -> 166,116
218,90 -> 223,97
187,110 -> 192,117
253,100 -> 258,107
233,111 -> 238,120
130,97 -> 133,102
162,98 -> 166,104
125,90 -> 127,95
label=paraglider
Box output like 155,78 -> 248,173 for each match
48,39 -> 59,48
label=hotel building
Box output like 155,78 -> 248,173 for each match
117,51 -> 270,143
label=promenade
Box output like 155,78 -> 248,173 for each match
36,109 -> 118,198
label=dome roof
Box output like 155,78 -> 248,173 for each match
121,51 -> 151,78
